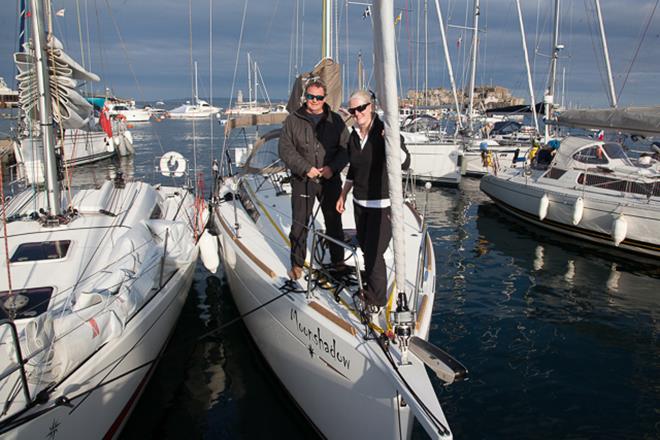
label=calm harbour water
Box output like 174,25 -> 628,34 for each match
5,116 -> 658,439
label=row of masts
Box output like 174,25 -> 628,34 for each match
323,0 -> 617,142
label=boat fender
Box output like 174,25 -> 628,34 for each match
572,197 -> 584,225
611,213 -> 627,246
199,229 -> 220,273
123,131 -> 135,154
538,194 -> 549,220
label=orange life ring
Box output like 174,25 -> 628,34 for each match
116,114 -> 127,121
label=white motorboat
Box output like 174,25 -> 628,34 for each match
106,99 -> 151,122
209,3 -> 466,438
480,135 -> 660,258
0,3 -> 200,437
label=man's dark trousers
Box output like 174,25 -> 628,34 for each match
289,176 -> 344,269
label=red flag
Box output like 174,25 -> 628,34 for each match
100,106 -> 113,137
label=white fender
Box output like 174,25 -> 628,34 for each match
572,197 -> 584,225
123,130 -> 134,154
612,213 -> 627,246
199,229 -> 219,273
538,194 -> 549,221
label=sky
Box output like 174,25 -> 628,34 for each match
1,0 -> 659,108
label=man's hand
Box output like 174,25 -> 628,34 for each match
336,193 -> 346,214
319,166 -> 333,179
306,167 -> 322,179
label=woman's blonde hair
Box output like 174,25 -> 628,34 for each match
348,89 -> 373,106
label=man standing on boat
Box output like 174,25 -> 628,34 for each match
279,79 -> 349,280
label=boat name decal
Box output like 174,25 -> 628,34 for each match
290,308 -> 351,370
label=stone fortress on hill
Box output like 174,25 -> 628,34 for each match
401,85 -> 525,109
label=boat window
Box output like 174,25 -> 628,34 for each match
10,240 -> 71,262
544,168 -> 566,179
0,287 -> 53,319
244,130 -> 286,175
577,173 -> 660,196
573,146 -> 609,165
238,182 -> 260,222
602,143 -> 633,165
150,204 -> 163,219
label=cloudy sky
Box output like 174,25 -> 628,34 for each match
1,0 -> 658,108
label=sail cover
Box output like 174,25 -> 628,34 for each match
286,58 -> 342,113
14,37 -> 99,129
558,106 -> 660,136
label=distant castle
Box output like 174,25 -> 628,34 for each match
401,85 -> 524,110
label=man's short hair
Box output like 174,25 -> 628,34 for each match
304,79 -> 327,95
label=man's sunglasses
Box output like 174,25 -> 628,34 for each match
348,103 -> 370,115
305,93 -> 325,101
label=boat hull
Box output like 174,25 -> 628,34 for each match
0,260 -> 197,439
480,173 -> 660,258
215,224 -> 417,440
406,142 -> 462,186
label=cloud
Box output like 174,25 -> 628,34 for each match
1,0 -> 658,106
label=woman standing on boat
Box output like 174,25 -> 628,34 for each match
336,90 -> 409,308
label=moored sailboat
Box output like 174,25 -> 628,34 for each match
0,1 -> 200,437
209,1 -> 466,438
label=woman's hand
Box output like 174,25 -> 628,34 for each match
336,193 -> 346,214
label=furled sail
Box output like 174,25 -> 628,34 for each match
286,57 -> 342,113
14,36 -> 100,129
558,106 -> 660,136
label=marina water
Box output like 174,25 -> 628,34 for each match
3,114 -> 658,438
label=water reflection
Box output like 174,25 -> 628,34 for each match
422,180 -> 659,439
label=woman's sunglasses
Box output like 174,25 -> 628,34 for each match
348,103 -> 370,115
305,93 -> 325,101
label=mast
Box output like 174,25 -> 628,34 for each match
594,0 -> 617,108
372,0 -> 406,312
467,0 -> 480,132
322,0 -> 333,59
247,52 -> 253,106
433,0 -> 463,130
30,0 -> 61,215
194,61 -> 199,105
544,0 -> 560,142
424,0 -> 428,106
515,0 -> 539,132
254,58 -> 259,106
357,51 -> 364,90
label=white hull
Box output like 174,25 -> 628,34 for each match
480,170 -> 660,258
463,145 -> 528,177
13,127 -> 133,184
117,109 -> 151,122
211,172 -> 453,439
1,263 -> 196,439
406,141 -> 462,185
0,183 -> 200,438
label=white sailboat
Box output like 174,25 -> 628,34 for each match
169,61 -> 221,119
11,18 -> 134,184
480,0 -> 660,259
210,1 -> 465,438
480,134 -> 660,258
401,0 -> 463,186
0,1 -> 200,437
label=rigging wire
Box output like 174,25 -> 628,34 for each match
617,0 -> 659,101
220,0 -> 249,176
